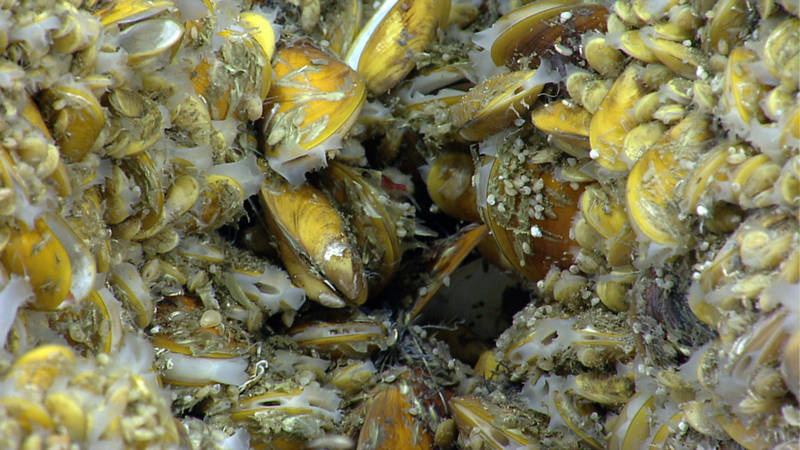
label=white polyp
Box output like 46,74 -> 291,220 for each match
207,154 -> 264,198
163,351 -> 249,386
0,275 -> 34,349
221,428 -> 251,450
232,266 -> 306,316
44,214 -> 97,304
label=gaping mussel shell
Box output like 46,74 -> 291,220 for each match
471,0 -> 609,74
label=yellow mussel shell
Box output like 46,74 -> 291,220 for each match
260,181 -> 367,306
0,397 -> 54,432
452,69 -> 545,141
264,41 -> 366,185
626,112 -> 711,247
358,385 -> 433,450
532,100 -> 592,157
44,392 -> 86,441
345,0 -> 447,94
38,84 -> 104,162
706,0 -> 749,54
763,17 -> 799,88
94,0 -> 174,27
580,184 -> 628,240
105,88 -> 164,158
472,0 -> 608,71
584,35 -> 625,78
449,396 -> 534,449
607,393 -> 656,450
191,12 -> 276,121
196,174 -> 244,231
617,30 -> 659,63
319,162 -> 407,295
589,64 -> 648,172
723,46 -> 768,129
641,32 -> 707,79
426,151 -> 480,222
329,360 -> 376,394
10,344 -> 76,390
1,214 -> 95,310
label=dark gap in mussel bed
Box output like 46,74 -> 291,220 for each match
634,262 -> 717,367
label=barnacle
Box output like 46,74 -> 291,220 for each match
1,0 -> 798,448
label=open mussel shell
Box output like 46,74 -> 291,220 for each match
94,0 -> 175,27
288,320 -> 388,358
149,295 -> 250,386
449,396 -> 535,449
471,0 -> 608,74
232,383 -> 342,428
345,0 -> 448,94
263,41 -> 366,185
531,100 -> 592,157
259,180 -> 367,307
397,63 -> 472,109
117,18 -> 183,68
406,223 -> 489,322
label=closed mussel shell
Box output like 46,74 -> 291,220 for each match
626,112 -> 711,248
479,158 -> 584,283
425,151 -> 480,222
264,41 -> 366,185
357,384 -> 433,450
37,83 -> 104,162
1,213 -> 95,310
345,0 -> 448,94
316,161 -> 411,296
452,69 -> 546,141
260,180 -> 367,306
289,320 -> 388,358
589,64 -> 648,172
